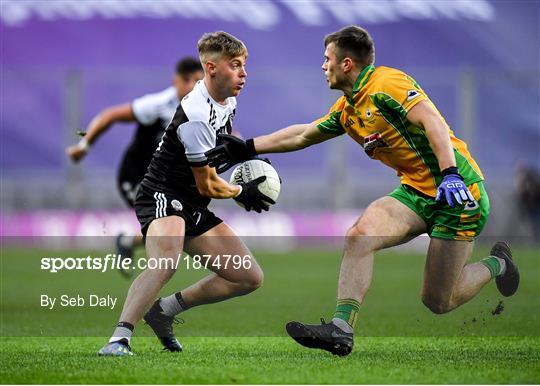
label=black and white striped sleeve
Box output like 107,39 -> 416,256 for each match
177,121 -> 216,166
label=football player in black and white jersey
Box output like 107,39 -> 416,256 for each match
66,58 -> 204,275
98,32 -> 273,356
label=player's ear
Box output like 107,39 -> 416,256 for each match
342,57 -> 353,73
172,74 -> 181,87
205,60 -> 217,77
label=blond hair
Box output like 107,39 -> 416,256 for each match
198,31 -> 247,64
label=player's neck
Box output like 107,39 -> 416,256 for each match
341,69 -> 362,99
203,78 -> 229,105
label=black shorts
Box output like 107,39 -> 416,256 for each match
117,163 -> 145,208
117,150 -> 151,208
134,184 -> 223,238
117,178 -> 140,208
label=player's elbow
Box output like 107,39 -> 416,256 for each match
297,131 -> 316,149
296,137 -> 310,150
420,113 -> 444,134
99,108 -> 118,125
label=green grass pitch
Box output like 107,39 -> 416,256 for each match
1,244 -> 539,383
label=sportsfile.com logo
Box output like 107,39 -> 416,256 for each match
40,254 -> 253,273
40,254 -> 166,273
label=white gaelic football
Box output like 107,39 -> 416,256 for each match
229,159 -> 281,207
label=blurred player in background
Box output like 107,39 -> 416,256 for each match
514,163 -> 540,241
98,31 -> 272,356
205,25 -> 520,356
66,57 -> 204,276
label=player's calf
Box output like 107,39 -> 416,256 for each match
421,241 -> 518,315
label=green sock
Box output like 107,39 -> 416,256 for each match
333,299 -> 361,329
481,256 -> 503,278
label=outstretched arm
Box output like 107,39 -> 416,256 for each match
66,103 -> 134,162
253,122 -> 337,154
205,122 -> 337,172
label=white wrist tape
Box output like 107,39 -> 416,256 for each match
234,185 -> 243,198
78,138 -> 90,151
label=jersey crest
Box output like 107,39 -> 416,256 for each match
363,132 -> 390,158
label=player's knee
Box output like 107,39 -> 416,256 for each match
153,236 -> 183,256
145,238 -> 182,278
247,269 -> 264,291
421,294 -> 452,314
345,223 -> 378,253
238,268 -> 264,293
144,259 -> 177,281
346,222 -> 371,238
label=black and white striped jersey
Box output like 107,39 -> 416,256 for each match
118,87 -> 179,189
140,80 -> 236,208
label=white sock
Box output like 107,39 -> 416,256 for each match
159,293 -> 187,317
331,317 -> 354,334
109,326 -> 133,344
495,256 -> 507,275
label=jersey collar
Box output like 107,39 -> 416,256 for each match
348,64 -> 375,103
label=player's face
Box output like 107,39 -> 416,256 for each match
322,43 -> 346,90
173,70 -> 204,99
214,55 -> 247,97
